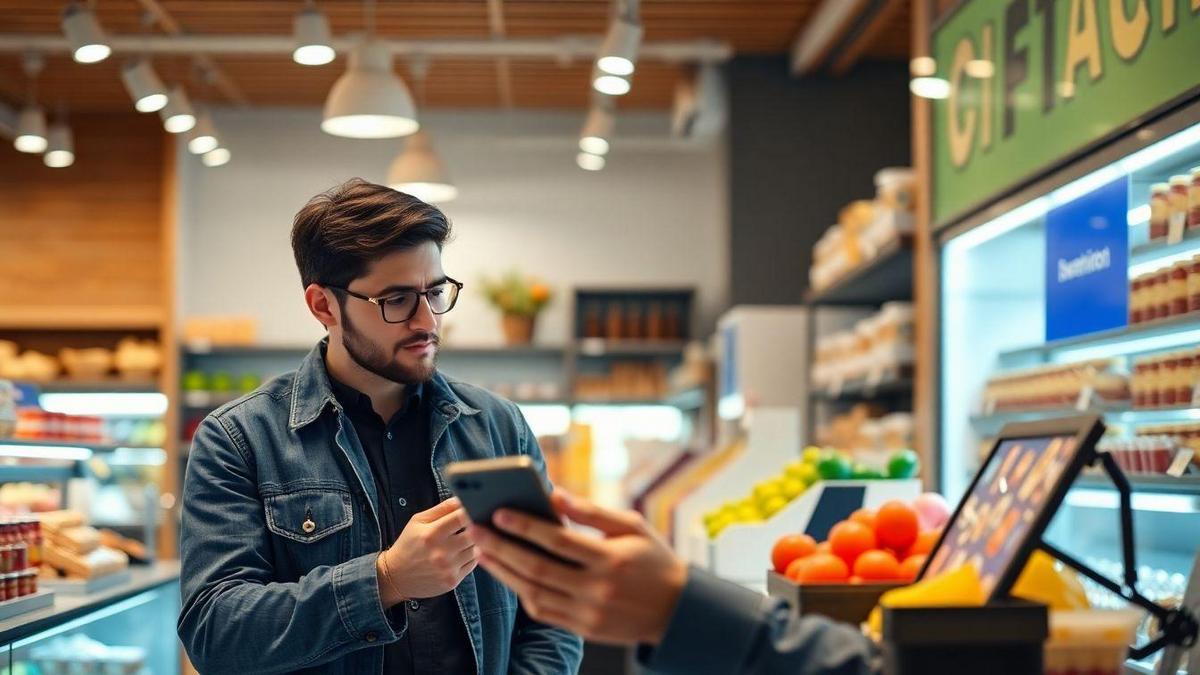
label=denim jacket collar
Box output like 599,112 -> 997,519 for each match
288,339 -> 481,431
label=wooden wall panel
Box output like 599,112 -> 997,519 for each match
0,113 -> 166,326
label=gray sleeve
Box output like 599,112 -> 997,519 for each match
639,567 -> 879,675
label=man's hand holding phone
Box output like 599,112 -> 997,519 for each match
376,497 -> 477,608
467,491 -> 689,647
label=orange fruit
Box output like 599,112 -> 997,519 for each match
849,508 -> 877,531
908,529 -> 942,557
853,549 -> 901,581
848,575 -> 864,585
816,541 -> 833,555
899,553 -> 928,581
791,553 -> 850,584
875,501 -> 920,553
771,534 -> 817,574
829,521 -> 877,567
784,557 -> 808,581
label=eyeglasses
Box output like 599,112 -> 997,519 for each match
326,278 -> 463,324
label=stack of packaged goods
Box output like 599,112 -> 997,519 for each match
1098,424 -> 1200,475
1128,256 -> 1200,324
0,519 -> 41,602
809,168 -> 915,293
980,360 -> 1129,412
812,302 -> 914,393
1131,349 -> 1199,408
1144,168 -> 1200,243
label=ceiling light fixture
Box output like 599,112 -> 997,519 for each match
579,106 -> 614,155
388,131 -> 459,203
187,111 -> 219,155
121,59 -> 169,113
14,53 -> 47,154
576,152 -> 605,171
160,85 -> 196,133
202,146 -> 231,167
322,41 -> 419,138
61,1 -> 111,64
293,0 -> 336,66
44,121 -> 75,168
596,3 -> 642,77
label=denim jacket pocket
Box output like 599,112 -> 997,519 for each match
264,487 -> 353,544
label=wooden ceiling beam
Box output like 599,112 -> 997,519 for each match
829,0 -> 907,75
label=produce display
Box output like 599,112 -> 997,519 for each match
980,359 -> 1128,411
769,495 -> 949,584
703,447 -> 921,539
811,302 -> 914,392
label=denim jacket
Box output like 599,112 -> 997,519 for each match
177,342 -> 583,674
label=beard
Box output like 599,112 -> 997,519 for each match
340,310 -> 439,386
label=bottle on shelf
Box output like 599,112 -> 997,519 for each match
605,302 -> 624,341
1169,175 -> 1190,240
1150,183 -> 1171,241
1190,167 -> 1200,230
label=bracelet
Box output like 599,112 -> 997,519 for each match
379,551 -> 403,602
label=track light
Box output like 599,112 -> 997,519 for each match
121,59 -> 168,113
596,15 -> 642,77
202,147 -> 231,167
160,85 -> 196,133
576,152 -> 605,171
387,131 -> 458,203
15,105 -> 48,154
44,123 -> 75,168
579,107 -> 614,156
322,41 -> 419,139
62,1 -> 111,64
294,2 -> 336,66
187,111 -> 219,155
593,72 -> 631,96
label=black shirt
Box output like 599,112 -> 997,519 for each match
329,377 -> 475,675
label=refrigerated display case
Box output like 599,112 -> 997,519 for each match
936,90 -> 1200,675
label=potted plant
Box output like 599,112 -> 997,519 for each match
481,271 -> 553,345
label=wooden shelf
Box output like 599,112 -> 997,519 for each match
0,306 -> 164,331
805,234 -> 914,306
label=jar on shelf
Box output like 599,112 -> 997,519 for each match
1148,360 -> 1163,408
1172,262 -> 1190,315
1150,183 -> 1171,240
1164,356 -> 1180,406
1170,175 -> 1191,237
1179,353 -> 1195,404
1157,269 -> 1172,318
1130,277 -> 1143,324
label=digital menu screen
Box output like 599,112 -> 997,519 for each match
923,435 -> 1080,599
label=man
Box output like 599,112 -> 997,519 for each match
178,178 -> 583,674
468,492 -> 878,675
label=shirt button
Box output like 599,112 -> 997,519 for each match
386,431 -> 394,440
409,600 -> 420,611
398,497 -> 408,507
365,631 -> 378,643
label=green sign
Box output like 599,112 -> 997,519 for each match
932,0 -> 1200,225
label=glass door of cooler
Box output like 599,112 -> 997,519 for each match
938,108 -> 1200,673
9,582 -> 180,675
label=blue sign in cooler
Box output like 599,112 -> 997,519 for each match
1045,177 -> 1129,342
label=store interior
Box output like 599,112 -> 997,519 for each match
0,1 -> 1198,673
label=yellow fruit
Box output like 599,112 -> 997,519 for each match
734,504 -> 762,522
1012,550 -> 1091,610
794,463 -> 820,487
761,496 -> 789,517
706,515 -> 733,539
753,481 -> 784,501
803,447 -> 823,464
868,565 -> 986,636
781,478 -> 805,500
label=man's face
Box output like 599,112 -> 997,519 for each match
335,241 -> 446,385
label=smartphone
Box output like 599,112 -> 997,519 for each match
446,456 -> 578,566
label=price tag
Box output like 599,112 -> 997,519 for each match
1075,385 -> 1095,411
1167,449 -> 1196,478
1169,214 -> 1187,245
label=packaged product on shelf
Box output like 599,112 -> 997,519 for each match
1149,183 -> 1170,241
1131,348 -> 1200,408
37,510 -> 129,580
812,303 -> 914,392
1169,175 -> 1190,240
113,337 -> 162,379
1190,167 -> 1200,229
1191,255 -> 1200,313
981,359 -> 1128,411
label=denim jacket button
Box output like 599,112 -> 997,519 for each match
365,631 -> 378,643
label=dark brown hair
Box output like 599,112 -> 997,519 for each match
291,178 -> 452,289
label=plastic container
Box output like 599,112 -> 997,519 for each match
1043,609 -> 1142,675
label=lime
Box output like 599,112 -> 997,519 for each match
817,454 -> 853,480
887,449 -> 921,479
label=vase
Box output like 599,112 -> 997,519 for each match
501,314 -> 535,345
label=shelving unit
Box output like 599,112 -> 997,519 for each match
35,378 -> 161,394
805,234 -> 914,306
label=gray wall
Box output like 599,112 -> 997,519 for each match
728,58 -> 912,305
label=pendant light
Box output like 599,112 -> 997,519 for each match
386,58 -> 456,202
294,0 -> 336,66
596,1 -> 642,77
579,106 -> 614,156
322,1 -> 418,138
187,110 -> 220,155
61,1 -> 111,64
122,59 -> 169,112
44,121 -> 75,168
202,147 -> 231,167
576,152 -> 606,171
160,85 -> 197,133
14,53 -> 47,154
388,131 -> 458,203
592,69 -> 631,96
